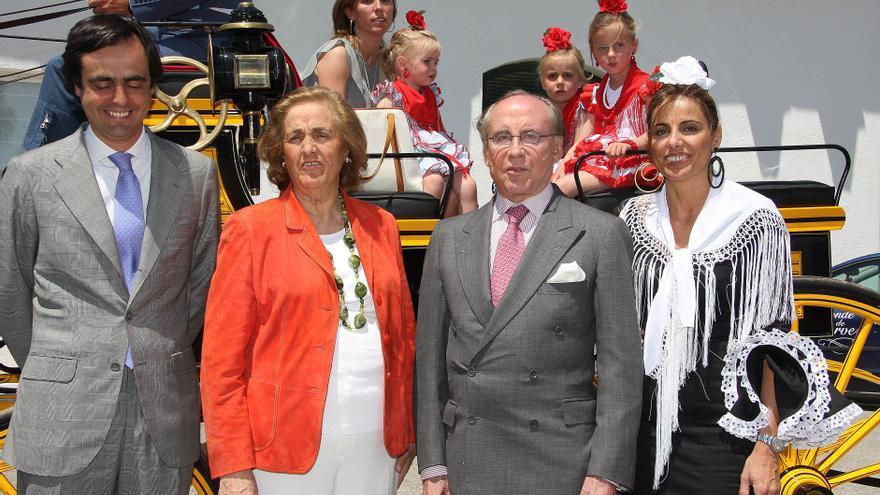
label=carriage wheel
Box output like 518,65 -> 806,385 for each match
150,55 -> 228,151
0,407 -> 218,494
781,276 -> 880,494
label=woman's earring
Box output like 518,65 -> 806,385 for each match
708,153 -> 725,189
635,162 -> 663,193
344,155 -> 352,164
630,53 -> 636,65
402,69 -> 411,79
349,18 -> 355,34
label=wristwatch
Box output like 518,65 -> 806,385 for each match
755,432 -> 788,453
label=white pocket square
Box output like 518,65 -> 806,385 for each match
547,261 -> 586,283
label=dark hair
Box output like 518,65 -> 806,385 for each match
646,84 -> 720,133
259,86 -> 368,192
477,90 -> 563,143
331,0 -> 398,39
61,14 -> 162,93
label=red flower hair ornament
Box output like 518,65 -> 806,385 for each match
405,10 -> 427,30
542,27 -> 573,52
598,0 -> 628,14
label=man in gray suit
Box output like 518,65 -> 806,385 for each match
0,15 -> 218,494
416,91 -> 643,495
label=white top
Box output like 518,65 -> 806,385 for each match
319,229 -> 385,434
83,125 -> 152,224
604,81 -> 623,108
489,183 -> 554,271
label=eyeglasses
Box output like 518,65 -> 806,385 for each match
485,131 -> 558,148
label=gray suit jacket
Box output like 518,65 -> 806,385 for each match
0,127 -> 219,476
415,190 -> 643,494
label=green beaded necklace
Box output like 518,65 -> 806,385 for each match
328,193 -> 368,330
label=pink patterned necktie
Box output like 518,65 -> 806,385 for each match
491,204 -> 529,306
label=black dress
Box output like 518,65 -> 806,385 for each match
633,262 -> 757,493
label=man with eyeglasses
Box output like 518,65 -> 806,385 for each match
415,90 -> 643,494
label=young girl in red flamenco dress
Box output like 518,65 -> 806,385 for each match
373,10 -> 477,217
538,27 -> 593,153
552,0 -> 661,197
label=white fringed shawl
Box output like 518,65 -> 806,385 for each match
619,181 -> 794,489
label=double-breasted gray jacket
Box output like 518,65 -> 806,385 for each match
416,190 -> 643,494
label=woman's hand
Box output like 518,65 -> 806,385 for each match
739,443 -> 780,495
395,444 -> 417,489
88,0 -> 132,15
219,470 -> 258,495
605,141 -> 632,158
423,476 -> 451,495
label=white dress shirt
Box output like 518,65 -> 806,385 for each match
83,126 -> 152,224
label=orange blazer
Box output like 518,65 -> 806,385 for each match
200,187 -> 415,478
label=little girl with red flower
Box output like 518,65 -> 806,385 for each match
538,27 -> 593,152
372,10 -> 477,217
551,0 -> 662,197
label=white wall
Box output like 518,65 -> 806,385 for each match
3,0 -> 878,263
262,0 -> 879,264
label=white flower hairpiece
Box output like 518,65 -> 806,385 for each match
657,56 -> 716,90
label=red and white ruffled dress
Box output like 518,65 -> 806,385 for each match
371,80 -> 472,177
563,63 -> 660,189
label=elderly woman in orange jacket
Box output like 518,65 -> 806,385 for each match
200,86 -> 416,495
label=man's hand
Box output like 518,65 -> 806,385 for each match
739,443 -> 780,495
580,476 -> 617,495
395,444 -> 417,489
219,470 -> 258,495
422,476 -> 451,495
605,141 -> 632,158
89,0 -> 132,16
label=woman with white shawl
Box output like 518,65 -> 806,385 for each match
621,57 -> 861,494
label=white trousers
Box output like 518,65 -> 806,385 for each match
253,429 -> 396,495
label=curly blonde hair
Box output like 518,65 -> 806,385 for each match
258,86 -> 367,192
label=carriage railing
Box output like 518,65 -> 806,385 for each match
573,144 -> 852,205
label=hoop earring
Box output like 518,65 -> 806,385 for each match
634,162 -> 663,194
708,153 -> 725,189
349,18 -> 355,34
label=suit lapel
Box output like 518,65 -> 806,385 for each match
53,130 -> 123,277
469,194 -> 583,362
131,133 -> 181,298
456,203 -> 494,329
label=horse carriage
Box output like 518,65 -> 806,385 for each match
0,3 -> 878,494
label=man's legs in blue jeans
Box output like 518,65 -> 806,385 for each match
21,55 -> 85,150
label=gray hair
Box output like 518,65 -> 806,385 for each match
476,90 -> 564,142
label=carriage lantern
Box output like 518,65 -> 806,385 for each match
211,2 -> 287,194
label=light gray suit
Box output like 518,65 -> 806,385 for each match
0,127 -> 218,478
416,190 -> 643,494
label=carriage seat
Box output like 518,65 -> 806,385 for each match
351,108 -> 442,219
741,180 -> 835,207
579,187 -> 644,215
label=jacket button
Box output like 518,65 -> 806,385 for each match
375,295 -> 383,305
467,415 -> 478,425
529,369 -> 538,381
529,419 -> 539,431
467,367 -> 476,377
554,325 -> 564,336
125,312 -> 133,322
110,362 -> 121,372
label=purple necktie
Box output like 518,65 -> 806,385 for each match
491,204 -> 529,306
109,151 -> 143,369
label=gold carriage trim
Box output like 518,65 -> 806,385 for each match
397,219 -> 439,248
778,206 -> 846,233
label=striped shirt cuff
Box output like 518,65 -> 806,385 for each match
420,464 -> 448,480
